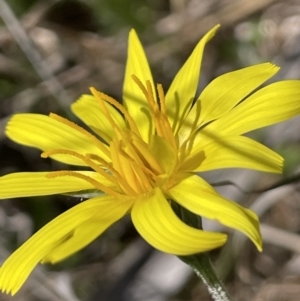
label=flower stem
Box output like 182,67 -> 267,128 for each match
171,201 -> 234,300
179,252 -> 234,301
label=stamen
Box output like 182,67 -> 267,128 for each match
179,139 -> 188,163
157,84 -> 166,115
42,149 -> 115,184
110,141 -> 139,195
91,87 -> 141,139
156,84 -> 177,152
91,152 -> 141,196
131,76 -> 178,155
178,129 -> 197,164
118,144 -> 157,179
119,141 -> 159,181
49,113 -> 110,157
112,139 -> 152,194
131,137 -> 163,174
131,76 -> 161,134
146,80 -> 157,108
121,135 -> 149,168
86,154 -> 114,171
113,138 -> 153,194
131,162 -> 153,192
178,102 -> 202,157
46,171 -> 121,197
131,75 -> 149,101
128,165 -> 146,194
90,88 -> 122,138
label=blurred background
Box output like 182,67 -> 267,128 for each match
1,0 -> 300,300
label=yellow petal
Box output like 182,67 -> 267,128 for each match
0,195 -> 132,295
0,171 -> 115,199
169,175 -> 262,251
42,198 -> 132,264
71,94 -> 126,143
183,135 -> 283,173
123,29 -> 155,142
165,25 -> 220,135
179,63 -> 279,140
207,80 -> 300,135
131,187 -> 227,255
6,114 -> 110,166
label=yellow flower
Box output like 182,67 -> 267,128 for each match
1,24 -> 300,295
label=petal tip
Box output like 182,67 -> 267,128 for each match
269,62 -> 280,72
255,238 -> 263,252
129,28 -> 139,41
208,24 -> 221,37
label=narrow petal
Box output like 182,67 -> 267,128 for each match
182,135 -> 283,173
0,195 -> 132,295
207,80 -> 300,135
179,63 -> 279,141
6,114 -> 110,166
123,29 -> 155,142
71,94 -> 126,143
165,25 -> 220,135
198,63 -> 279,124
41,197 -> 132,263
41,218 -> 105,264
169,176 -> 262,251
0,171 -> 115,199
131,187 -> 227,255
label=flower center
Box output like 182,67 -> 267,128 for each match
42,77 -> 180,197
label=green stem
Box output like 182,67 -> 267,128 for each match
179,253 -> 234,301
171,202 -> 234,300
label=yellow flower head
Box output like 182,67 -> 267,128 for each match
1,25 -> 300,295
